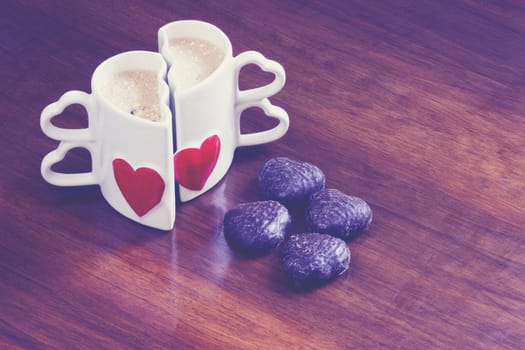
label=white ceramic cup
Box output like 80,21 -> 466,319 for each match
158,20 -> 289,202
40,51 -> 176,230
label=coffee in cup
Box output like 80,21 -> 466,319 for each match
100,69 -> 162,122
167,37 -> 225,90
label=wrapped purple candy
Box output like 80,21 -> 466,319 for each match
306,188 -> 372,241
223,200 -> 291,257
258,157 -> 325,204
282,233 -> 350,288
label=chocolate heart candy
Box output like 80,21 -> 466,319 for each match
223,200 -> 291,257
306,188 -> 372,241
282,233 -> 350,288
258,157 -> 325,204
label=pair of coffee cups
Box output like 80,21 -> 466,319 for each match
40,20 -> 289,230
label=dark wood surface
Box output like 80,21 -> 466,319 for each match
2,1 -> 525,348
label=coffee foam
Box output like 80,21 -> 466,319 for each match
101,69 -> 162,122
168,37 -> 225,90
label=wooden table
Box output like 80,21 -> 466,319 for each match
2,1 -> 525,348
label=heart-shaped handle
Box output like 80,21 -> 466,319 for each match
40,90 -> 99,186
233,51 -> 289,146
41,141 -> 98,186
41,90 -> 94,141
236,98 -> 289,147
234,51 -> 286,105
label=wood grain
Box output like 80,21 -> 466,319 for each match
1,0 -> 525,348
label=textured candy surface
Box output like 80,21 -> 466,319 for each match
282,233 -> 350,288
258,157 -> 325,203
223,200 -> 291,256
306,189 -> 372,241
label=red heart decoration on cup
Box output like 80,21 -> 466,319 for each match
112,158 -> 165,217
173,135 -> 221,191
